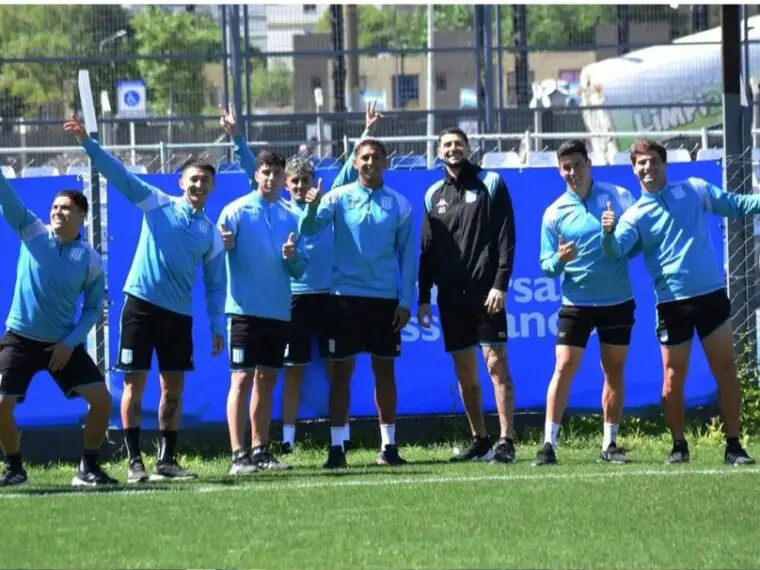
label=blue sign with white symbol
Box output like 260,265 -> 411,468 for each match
116,80 -> 147,118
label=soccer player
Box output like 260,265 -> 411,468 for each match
300,138 -> 416,469
0,171 -> 116,487
417,127 -> 517,463
534,139 -> 637,466
217,149 -> 308,474
219,102 -> 383,452
64,117 -> 226,483
602,139 -> 756,465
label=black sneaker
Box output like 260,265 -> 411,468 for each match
492,438 -> 516,464
251,446 -> 292,470
667,440 -> 689,464
127,457 -> 149,484
450,436 -> 494,462
725,445 -> 756,466
533,442 -> 558,466
600,442 -> 631,464
72,465 -> 118,487
323,445 -> 348,469
377,444 -> 407,466
280,442 -> 294,455
0,465 -> 28,487
150,458 -> 198,481
229,449 -> 258,476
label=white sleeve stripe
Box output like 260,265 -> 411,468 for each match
689,180 -> 712,213
19,219 -> 48,242
136,192 -> 171,212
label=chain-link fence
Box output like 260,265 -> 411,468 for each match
2,4 -> 759,161
724,149 -> 760,357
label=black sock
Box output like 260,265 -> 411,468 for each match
5,452 -> 22,472
124,427 -> 141,460
726,436 -> 740,449
81,449 -> 99,472
158,430 -> 178,462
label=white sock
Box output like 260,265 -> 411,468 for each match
330,427 -> 344,449
283,424 -> 295,447
603,423 -> 619,450
343,423 -> 350,442
380,424 -> 395,448
544,422 -> 561,449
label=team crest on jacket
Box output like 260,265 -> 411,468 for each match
197,220 -> 209,235
380,196 -> 393,210
278,208 -> 288,221
465,190 -> 478,204
436,198 -> 448,214
69,248 -> 84,262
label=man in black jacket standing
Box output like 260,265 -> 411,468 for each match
418,127 -> 517,463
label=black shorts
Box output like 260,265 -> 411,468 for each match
229,315 -> 290,370
0,330 -> 105,404
117,295 -> 194,373
656,289 -> 731,346
328,296 -> 401,360
285,293 -> 331,366
437,289 -> 508,353
556,300 -> 636,348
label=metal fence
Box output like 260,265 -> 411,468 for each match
1,4 -> 760,171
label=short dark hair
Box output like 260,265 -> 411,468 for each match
557,139 -> 589,161
181,158 -> 216,177
437,127 -> 469,146
256,150 -> 286,170
630,139 -> 667,164
354,138 -> 387,159
54,189 -> 89,215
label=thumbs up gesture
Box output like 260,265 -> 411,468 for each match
305,178 -> 323,207
557,235 -> 577,263
601,201 -> 616,234
220,223 -> 235,251
282,232 -> 297,260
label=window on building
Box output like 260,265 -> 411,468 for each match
435,71 -> 447,92
392,74 -> 420,109
303,5 -> 317,13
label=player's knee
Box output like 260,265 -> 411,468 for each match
83,386 -> 112,412
122,373 -> 147,398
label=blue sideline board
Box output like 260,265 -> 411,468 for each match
0,162 -> 726,427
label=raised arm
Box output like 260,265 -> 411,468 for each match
64,116 -> 165,210
299,183 -> 337,236
602,210 -> 641,259
395,199 -> 417,310
0,168 -> 45,240
691,177 -> 760,218
220,105 -> 258,188
63,253 -> 105,349
203,228 -> 227,337
539,210 -> 565,278
491,177 -> 517,291
330,100 -> 383,189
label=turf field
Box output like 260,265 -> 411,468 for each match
2,436 -> 759,569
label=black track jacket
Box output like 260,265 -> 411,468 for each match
418,162 -> 516,304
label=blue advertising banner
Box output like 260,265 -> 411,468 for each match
0,162 -> 724,427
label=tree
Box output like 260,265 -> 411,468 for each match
248,62 -> 293,109
315,5 -> 618,51
130,7 -> 220,116
0,5 -> 136,118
